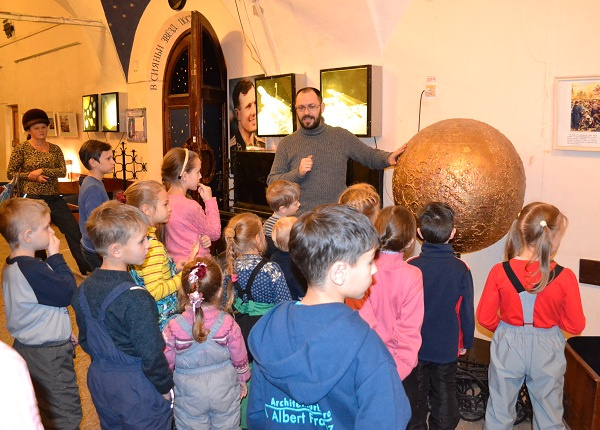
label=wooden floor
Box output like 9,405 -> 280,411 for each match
0,228 -> 534,429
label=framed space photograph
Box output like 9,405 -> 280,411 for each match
320,65 -> 382,137
554,76 -> 600,151
101,92 -> 120,132
255,73 -> 297,137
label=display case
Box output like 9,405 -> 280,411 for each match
320,65 -> 382,137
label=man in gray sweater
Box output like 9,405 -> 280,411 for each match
267,87 -> 405,213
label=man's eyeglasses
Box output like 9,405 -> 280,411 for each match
295,104 -> 321,113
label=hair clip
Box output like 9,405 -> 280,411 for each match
188,290 -> 204,318
539,220 -> 547,228
231,274 -> 238,282
188,262 -> 207,285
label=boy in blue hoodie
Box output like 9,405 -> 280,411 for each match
248,204 -> 410,429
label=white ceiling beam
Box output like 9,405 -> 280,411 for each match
0,11 -> 104,28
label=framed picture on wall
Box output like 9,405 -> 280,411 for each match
82,94 -> 99,132
255,73 -> 297,137
46,111 -> 57,137
126,108 -> 147,142
554,76 -> 600,151
57,112 -> 78,137
228,74 -> 265,151
320,65 -> 382,137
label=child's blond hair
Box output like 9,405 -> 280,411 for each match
0,198 -> 50,248
338,183 -> 381,223
272,216 -> 297,252
86,201 -> 148,256
266,180 -> 301,212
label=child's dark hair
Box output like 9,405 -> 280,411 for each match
265,180 -> 301,212
375,206 -> 416,253
180,257 -> 227,342
505,202 -> 568,293
79,139 -> 112,170
223,212 -> 265,310
289,204 -> 379,287
418,202 -> 455,244
161,148 -> 200,191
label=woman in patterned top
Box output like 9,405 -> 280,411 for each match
7,109 -> 91,275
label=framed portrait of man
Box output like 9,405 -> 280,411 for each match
229,74 -> 266,152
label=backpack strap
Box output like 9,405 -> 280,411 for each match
233,258 -> 269,302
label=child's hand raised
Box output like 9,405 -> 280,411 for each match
240,382 -> 248,399
197,183 -> 212,200
46,229 -> 60,256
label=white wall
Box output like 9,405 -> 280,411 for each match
1,0 -> 598,335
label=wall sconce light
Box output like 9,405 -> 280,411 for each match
3,20 -> 15,39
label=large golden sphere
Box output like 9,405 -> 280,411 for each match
393,119 -> 526,254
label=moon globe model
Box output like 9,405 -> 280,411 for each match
392,119 -> 526,254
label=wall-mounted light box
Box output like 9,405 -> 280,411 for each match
101,92 -> 127,132
320,65 -> 382,137
255,73 -> 305,137
82,94 -> 99,132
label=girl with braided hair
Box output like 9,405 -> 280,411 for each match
338,182 -> 381,224
163,257 -> 250,430
223,212 -> 291,361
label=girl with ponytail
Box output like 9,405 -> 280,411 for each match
477,202 -> 586,429
162,257 -> 250,429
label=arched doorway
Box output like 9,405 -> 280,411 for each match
162,11 -> 228,210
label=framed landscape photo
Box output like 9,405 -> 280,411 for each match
554,76 -> 600,151
57,112 -> 78,137
46,111 -> 57,137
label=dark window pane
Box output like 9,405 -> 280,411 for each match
170,107 -> 190,147
202,31 -> 221,87
170,48 -> 189,95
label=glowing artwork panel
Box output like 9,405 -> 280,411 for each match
320,65 -> 381,137
255,74 -> 297,137
82,94 -> 99,132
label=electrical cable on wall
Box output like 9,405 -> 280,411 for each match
234,0 -> 267,75
243,0 -> 264,66
418,89 -> 425,132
